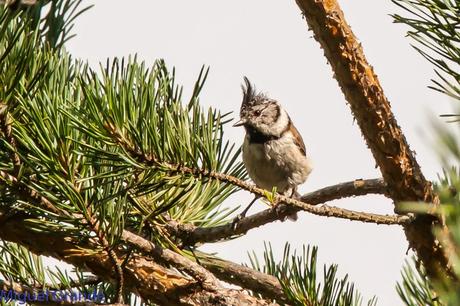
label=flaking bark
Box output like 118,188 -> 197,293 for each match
0,211 -> 276,306
294,0 -> 449,278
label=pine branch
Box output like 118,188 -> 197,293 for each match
0,167 -> 280,304
120,230 -> 221,291
0,172 -> 389,304
0,210 -> 275,306
0,276 -> 101,293
0,161 -> 277,303
71,59 -> 246,227
392,0 -> 460,101
0,102 -> 20,174
248,243 -> 378,306
0,167 -> 286,303
166,178 -> 409,246
3,96 -> 123,302
0,164 -> 274,304
397,257 -> 441,306
294,0 -> 450,280
0,147 -> 282,304
95,115 -> 411,233
0,100 -> 276,304
1,172 -> 213,301
121,229 -> 289,303
196,252 -> 288,303
81,210 -> 124,304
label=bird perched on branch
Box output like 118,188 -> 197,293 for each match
233,77 -> 313,221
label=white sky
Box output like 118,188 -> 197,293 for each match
66,1 -> 454,305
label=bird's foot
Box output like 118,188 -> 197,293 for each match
274,203 -> 298,222
231,213 -> 245,230
231,216 -> 241,230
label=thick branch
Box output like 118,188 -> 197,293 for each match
196,252 -> 287,303
0,278 -> 107,306
122,230 -> 288,303
294,0 -> 449,278
0,212 -> 275,306
0,164 -> 287,303
0,154 -> 280,303
121,230 -> 221,291
0,279 -> 36,294
0,276 -> 100,292
167,178 -> 408,245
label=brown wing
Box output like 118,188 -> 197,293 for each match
289,121 -> 306,156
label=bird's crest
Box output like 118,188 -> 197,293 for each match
241,76 -> 268,111
242,76 -> 257,107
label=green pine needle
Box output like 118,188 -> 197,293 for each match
248,242 -> 378,306
392,0 -> 460,101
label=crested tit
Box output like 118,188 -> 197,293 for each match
233,77 -> 313,220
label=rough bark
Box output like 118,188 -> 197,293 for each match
167,178 -> 398,245
294,0 -> 449,278
122,231 -> 287,303
197,253 -> 287,303
0,211 -> 276,306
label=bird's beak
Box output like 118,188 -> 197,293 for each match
233,119 -> 246,127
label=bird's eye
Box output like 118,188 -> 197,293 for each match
254,110 -> 262,116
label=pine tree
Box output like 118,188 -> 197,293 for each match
391,0 -> 460,305
0,0 -> 457,305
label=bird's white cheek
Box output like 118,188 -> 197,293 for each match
270,109 -> 289,136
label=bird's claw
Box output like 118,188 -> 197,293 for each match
231,213 -> 244,230
273,203 -> 298,222
274,203 -> 285,216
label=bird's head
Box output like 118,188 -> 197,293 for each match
233,77 -> 288,136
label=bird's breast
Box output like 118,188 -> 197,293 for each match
242,134 -> 312,193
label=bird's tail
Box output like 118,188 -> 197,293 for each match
286,212 -> 298,221
285,191 -> 300,221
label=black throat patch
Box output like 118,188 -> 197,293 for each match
245,116 -> 292,145
245,126 -> 280,144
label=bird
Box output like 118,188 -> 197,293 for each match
233,77 -> 313,222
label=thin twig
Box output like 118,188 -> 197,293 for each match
0,102 -> 62,216
107,128 -> 412,235
83,212 -> 124,304
0,169 -> 219,298
0,169 -> 125,303
0,102 -> 20,174
166,178 -> 411,245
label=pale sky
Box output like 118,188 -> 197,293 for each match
66,1 -> 453,305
